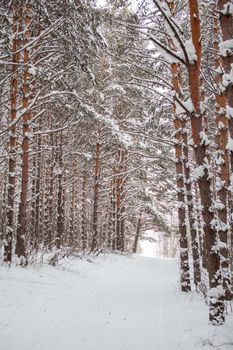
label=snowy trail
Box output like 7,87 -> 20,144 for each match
0,254 -> 232,350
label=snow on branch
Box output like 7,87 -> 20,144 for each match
152,0 -> 189,64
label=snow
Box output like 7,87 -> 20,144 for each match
200,131 -> 211,146
218,121 -> 225,130
28,66 -> 36,76
192,165 -> 205,181
226,137 -> 233,151
208,285 -> 224,299
222,64 -> 233,88
226,105 -> 233,119
219,39 -> 233,57
175,98 -> 194,115
0,254 -> 232,350
221,2 -> 233,15
184,40 -> 197,63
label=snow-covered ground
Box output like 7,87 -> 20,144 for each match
0,254 -> 232,350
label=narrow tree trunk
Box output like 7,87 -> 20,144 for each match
91,124 -> 101,252
107,180 -> 113,248
183,127 -> 201,288
133,210 -> 142,253
218,0 -> 233,298
112,171 -> 116,251
116,174 -> 121,250
69,159 -> 78,248
171,63 -> 191,292
4,3 -> 21,263
16,4 -> 32,264
81,164 -> 87,252
116,147 -> 125,251
56,134 -> 64,249
44,131 -> 55,250
30,131 -> 42,250
120,150 -> 127,252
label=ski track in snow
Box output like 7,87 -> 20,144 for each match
0,254 -> 232,350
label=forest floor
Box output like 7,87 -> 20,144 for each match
0,253 -> 232,350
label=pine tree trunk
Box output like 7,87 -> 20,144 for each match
116,147 -> 125,251
16,4 -> 32,264
112,171 -> 116,251
44,131 -> 54,250
4,3 -> 21,263
81,164 -> 87,252
69,160 -> 78,248
133,210 -> 142,253
171,63 -> 191,292
213,13 -> 232,300
91,125 -> 101,252
120,150 -> 127,252
218,0 -> 233,298
107,180 -> 113,248
188,0 -> 224,324
56,134 -> 64,249
34,133 -> 42,249
183,126 -> 201,288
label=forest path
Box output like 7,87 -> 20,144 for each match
0,254 -> 232,350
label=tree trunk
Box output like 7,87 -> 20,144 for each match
188,0 -> 224,324
4,3 -> 21,263
16,4 -> 32,264
81,164 -> 87,252
218,0 -> 233,298
56,134 -> 64,249
91,124 -> 101,252
172,63 -> 191,292
213,12 -> 232,300
183,125 -> 201,288
133,210 -> 142,253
